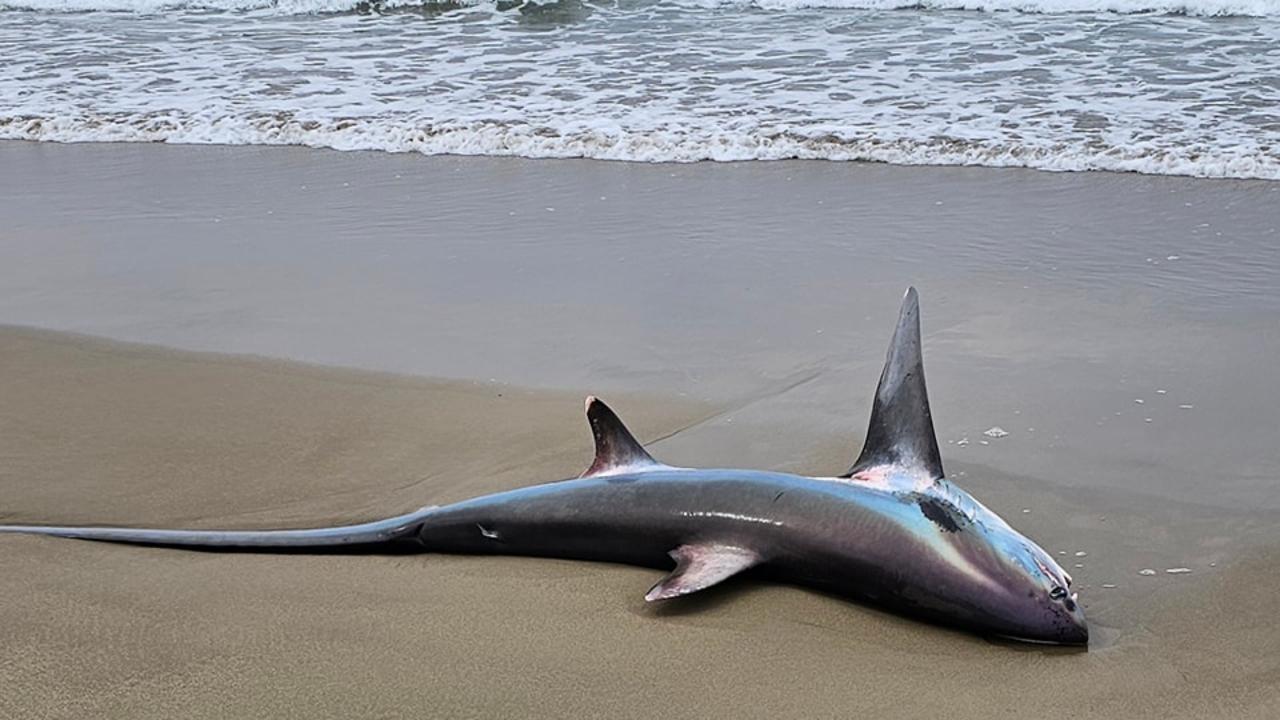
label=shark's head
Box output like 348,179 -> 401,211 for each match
863,483 -> 1089,645
962,508 -> 1089,645
844,288 -> 1089,645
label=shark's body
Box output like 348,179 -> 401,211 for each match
0,289 -> 1087,645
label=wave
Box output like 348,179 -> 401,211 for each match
3,0 -> 1277,15
3,113 -> 1275,179
0,0 -> 480,13
683,0 -> 1280,17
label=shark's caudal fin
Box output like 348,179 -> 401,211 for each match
843,287 -> 945,481
0,507 -> 438,550
580,396 -> 662,477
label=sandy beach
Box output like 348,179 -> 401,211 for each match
3,141 -> 1279,718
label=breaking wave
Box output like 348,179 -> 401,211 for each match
3,0 -> 1276,179
0,0 -> 464,13
4,113 -> 1276,179
2,0 -> 1277,15
688,0 -> 1280,17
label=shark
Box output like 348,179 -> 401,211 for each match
0,288 -> 1086,645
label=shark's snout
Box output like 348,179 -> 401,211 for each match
994,588 -> 1088,646
1029,562 -> 1089,645
1059,592 -> 1089,645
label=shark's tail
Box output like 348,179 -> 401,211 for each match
0,506 -> 438,551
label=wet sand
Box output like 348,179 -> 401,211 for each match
2,141 -> 1279,717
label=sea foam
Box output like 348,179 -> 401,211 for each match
2,0 -> 1276,178
2,0 -> 1277,14
5,114 -> 1275,179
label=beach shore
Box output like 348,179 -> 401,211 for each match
2,141 -> 1278,718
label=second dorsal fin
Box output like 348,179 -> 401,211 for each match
843,287 -> 945,480
581,397 -> 661,477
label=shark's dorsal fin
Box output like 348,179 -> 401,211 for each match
645,543 -> 760,601
843,287 -> 945,481
581,397 -> 660,478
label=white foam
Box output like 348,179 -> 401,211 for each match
2,0 -> 1276,14
0,0 -> 471,12
2,0 -> 267,11
2,2 -> 1276,178
687,0 -> 1280,18
4,114 -> 1276,179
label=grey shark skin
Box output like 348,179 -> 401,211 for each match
0,289 -> 1087,645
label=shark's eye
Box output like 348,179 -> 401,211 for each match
1049,586 -> 1068,601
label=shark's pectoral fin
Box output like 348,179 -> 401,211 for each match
644,543 -> 761,601
580,396 -> 664,477
843,287 -> 946,482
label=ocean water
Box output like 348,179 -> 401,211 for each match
1,0 -> 1277,178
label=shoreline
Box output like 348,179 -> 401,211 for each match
3,140 -> 1278,508
6,136 -> 1280,182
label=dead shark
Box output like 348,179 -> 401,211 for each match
0,288 -> 1087,645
